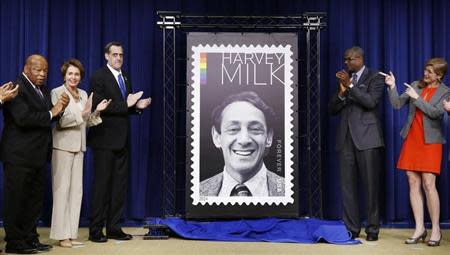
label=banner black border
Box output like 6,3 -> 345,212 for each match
185,32 -> 299,218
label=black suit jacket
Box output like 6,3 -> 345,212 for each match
0,74 -> 53,168
328,67 -> 385,151
87,66 -> 140,150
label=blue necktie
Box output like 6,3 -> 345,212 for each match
118,74 -> 127,99
352,73 -> 358,85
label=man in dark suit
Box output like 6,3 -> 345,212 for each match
328,46 -> 385,241
200,91 -> 284,197
0,55 -> 69,254
88,42 -> 151,242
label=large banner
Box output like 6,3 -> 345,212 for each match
186,33 -> 298,218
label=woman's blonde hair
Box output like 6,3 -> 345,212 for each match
419,58 -> 448,88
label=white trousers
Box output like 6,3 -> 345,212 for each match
50,149 -> 84,240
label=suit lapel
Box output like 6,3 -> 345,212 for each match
104,67 -> 126,100
63,86 -> 83,115
266,171 -> 284,196
212,173 -> 223,196
41,86 -> 53,110
122,74 -> 131,96
428,84 -> 447,105
20,75 -> 49,110
414,82 -> 423,98
355,67 -> 369,86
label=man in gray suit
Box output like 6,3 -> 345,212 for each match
200,91 -> 284,197
328,46 -> 385,241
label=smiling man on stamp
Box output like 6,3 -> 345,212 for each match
199,91 -> 285,197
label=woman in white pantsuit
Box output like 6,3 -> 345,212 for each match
50,59 -> 110,247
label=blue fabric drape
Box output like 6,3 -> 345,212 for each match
0,0 -> 449,226
155,217 -> 360,244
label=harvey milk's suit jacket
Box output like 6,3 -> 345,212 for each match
199,170 -> 285,197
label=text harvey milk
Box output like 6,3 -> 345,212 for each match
216,52 -> 286,86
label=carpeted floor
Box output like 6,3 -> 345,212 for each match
1,228 -> 448,255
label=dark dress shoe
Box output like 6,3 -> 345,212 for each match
5,243 -> 38,254
350,231 -> 360,239
28,240 -> 53,252
107,231 -> 133,241
89,232 -> 108,243
366,234 -> 379,241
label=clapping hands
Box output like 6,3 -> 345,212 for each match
336,70 -> 352,97
336,70 -> 351,88
443,98 -> 450,112
136,97 -> 151,109
96,98 -> 111,112
58,92 -> 70,110
83,93 -> 93,116
126,91 -> 152,109
51,92 -> 70,117
83,93 -> 111,116
126,91 -> 143,107
0,82 -> 19,102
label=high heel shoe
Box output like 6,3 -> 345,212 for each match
405,230 -> 427,244
427,231 -> 442,247
70,240 -> 84,246
59,239 -> 72,248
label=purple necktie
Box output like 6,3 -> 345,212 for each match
35,86 -> 44,99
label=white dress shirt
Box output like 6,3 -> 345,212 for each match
106,64 -> 124,90
218,164 -> 269,197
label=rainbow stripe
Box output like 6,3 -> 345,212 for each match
200,52 -> 207,85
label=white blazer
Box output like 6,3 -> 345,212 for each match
51,85 -> 102,152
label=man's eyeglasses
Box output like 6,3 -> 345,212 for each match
344,56 -> 360,62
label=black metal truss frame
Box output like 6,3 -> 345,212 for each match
157,11 -> 326,218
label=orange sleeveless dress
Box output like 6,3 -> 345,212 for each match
396,87 -> 442,174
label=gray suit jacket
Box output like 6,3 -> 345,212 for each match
388,81 -> 450,144
199,170 -> 285,196
328,68 -> 385,151
51,85 -> 102,152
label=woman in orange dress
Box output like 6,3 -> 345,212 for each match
385,58 -> 449,247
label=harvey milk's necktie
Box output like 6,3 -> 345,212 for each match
118,73 -> 127,99
230,184 -> 252,196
